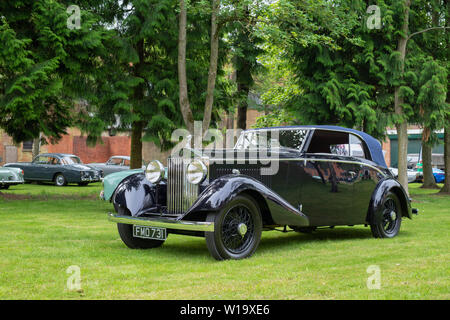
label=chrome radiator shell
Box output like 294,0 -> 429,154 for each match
166,157 -> 199,215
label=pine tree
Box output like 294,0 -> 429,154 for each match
0,0 -> 106,143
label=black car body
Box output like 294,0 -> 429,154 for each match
4,153 -> 102,186
107,126 -> 417,260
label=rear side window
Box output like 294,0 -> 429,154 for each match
306,130 -> 369,160
349,134 -> 366,159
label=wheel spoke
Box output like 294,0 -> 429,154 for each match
221,205 -> 254,254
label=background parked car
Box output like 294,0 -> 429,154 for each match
389,167 -> 418,183
415,162 -> 445,183
0,166 -> 24,189
4,153 -> 102,186
87,156 -> 146,177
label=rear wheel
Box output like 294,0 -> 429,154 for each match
116,207 -> 166,249
205,195 -> 262,260
54,174 -> 67,187
370,191 -> 402,238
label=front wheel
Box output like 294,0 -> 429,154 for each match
205,195 -> 262,260
370,191 -> 402,238
116,207 -> 166,249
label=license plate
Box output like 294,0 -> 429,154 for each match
133,225 -> 167,240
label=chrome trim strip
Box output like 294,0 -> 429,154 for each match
108,213 -> 214,232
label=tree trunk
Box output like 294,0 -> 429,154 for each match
439,2 -> 450,195
421,133 -> 438,188
394,0 -> 411,194
236,56 -> 250,130
32,133 -> 41,159
178,0 -> 194,134
178,0 -> 220,136
130,39 -> 145,169
202,0 -> 220,134
130,120 -> 144,169
226,110 -> 234,129
440,118 -> 450,194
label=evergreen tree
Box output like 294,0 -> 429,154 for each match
0,0 -> 106,143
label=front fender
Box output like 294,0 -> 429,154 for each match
185,175 -> 309,227
368,177 -> 412,224
112,173 -> 164,216
103,169 -> 145,201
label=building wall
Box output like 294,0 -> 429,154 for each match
0,109 -> 265,166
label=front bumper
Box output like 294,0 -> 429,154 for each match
81,177 -> 101,182
108,213 -> 215,232
0,180 -> 24,185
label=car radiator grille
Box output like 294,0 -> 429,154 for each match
167,157 -> 199,215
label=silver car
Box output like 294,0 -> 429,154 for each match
87,156 -> 145,177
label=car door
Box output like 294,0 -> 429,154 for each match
29,156 -> 51,180
46,156 -> 63,181
298,130 -> 360,226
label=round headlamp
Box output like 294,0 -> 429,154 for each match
145,160 -> 165,184
186,159 -> 207,185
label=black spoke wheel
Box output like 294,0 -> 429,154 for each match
370,191 -> 402,238
116,207 -> 166,249
205,195 -> 262,260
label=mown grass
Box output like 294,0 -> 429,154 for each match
0,182 -> 448,299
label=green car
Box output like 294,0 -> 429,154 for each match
100,169 -> 145,201
0,166 -> 24,189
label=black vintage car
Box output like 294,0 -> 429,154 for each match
5,153 -> 102,186
107,126 -> 417,260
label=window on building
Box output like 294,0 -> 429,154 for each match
23,141 -> 33,152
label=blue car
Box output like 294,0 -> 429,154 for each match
433,168 -> 445,183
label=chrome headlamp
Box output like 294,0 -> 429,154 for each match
145,160 -> 165,184
186,159 -> 207,185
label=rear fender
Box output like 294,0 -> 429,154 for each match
367,178 -> 412,224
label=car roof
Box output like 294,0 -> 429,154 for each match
245,125 -> 387,168
110,156 -> 130,160
38,153 -> 79,158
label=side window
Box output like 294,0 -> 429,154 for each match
123,159 -> 130,167
33,156 -> 50,164
306,130 -> 349,155
330,143 -> 350,156
49,157 -> 60,165
108,158 -> 122,166
349,134 -> 367,159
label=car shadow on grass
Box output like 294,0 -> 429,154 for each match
256,228 -> 372,252
109,227 -> 411,260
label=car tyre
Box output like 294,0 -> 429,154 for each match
116,207 -> 166,249
205,195 -> 262,260
370,191 -> 402,238
54,174 -> 67,187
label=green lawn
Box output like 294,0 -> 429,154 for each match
0,182 -> 448,299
